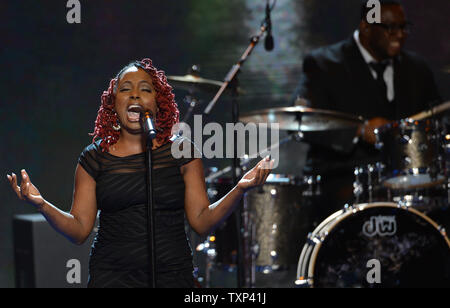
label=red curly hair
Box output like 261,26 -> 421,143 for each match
90,58 -> 179,152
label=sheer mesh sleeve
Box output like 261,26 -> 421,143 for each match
170,136 -> 202,166
78,141 -> 101,180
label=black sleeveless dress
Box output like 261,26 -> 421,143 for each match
78,137 -> 199,288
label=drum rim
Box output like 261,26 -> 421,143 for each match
299,202 -> 450,287
383,173 -> 446,190
296,209 -> 345,285
266,173 -> 302,185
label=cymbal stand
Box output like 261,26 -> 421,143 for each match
181,64 -> 203,123
182,94 -> 200,123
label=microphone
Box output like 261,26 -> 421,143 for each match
264,0 -> 274,51
141,111 -> 157,141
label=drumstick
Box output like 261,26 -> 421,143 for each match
408,101 -> 450,121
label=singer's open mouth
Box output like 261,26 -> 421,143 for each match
127,105 -> 142,122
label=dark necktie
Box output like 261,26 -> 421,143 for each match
369,61 -> 389,102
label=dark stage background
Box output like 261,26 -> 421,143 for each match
1,0 -> 449,287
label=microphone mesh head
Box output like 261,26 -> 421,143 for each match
265,34 -> 274,51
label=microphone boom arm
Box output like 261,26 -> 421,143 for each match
202,2 -> 276,115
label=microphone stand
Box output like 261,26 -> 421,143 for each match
142,113 -> 158,288
202,6 -> 274,288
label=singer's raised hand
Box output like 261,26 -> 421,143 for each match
237,155 -> 274,193
6,169 -> 45,209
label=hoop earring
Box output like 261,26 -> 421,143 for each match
112,112 -> 121,131
112,123 -> 121,131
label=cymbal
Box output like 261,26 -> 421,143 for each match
408,101 -> 450,121
167,74 -> 225,94
239,106 -> 364,132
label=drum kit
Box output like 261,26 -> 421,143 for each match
169,71 -> 450,288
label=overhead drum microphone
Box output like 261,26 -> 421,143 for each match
264,0 -> 275,51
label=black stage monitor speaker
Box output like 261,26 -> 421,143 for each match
13,214 -> 98,288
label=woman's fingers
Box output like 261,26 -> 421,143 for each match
238,156 -> 275,192
8,170 -> 44,208
254,157 -> 273,186
6,174 -> 15,193
13,173 -> 23,199
256,163 -> 264,185
8,173 -> 23,200
7,170 -> 34,201
261,159 -> 274,185
21,169 -> 36,200
252,155 -> 269,170
261,160 -> 274,184
20,171 -> 28,198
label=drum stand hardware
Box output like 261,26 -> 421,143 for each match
182,95 -> 201,123
195,235 -> 218,288
302,175 -> 322,197
242,194 -> 257,287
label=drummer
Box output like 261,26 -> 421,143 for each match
291,0 -> 442,216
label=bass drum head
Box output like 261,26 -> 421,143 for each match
305,203 -> 450,288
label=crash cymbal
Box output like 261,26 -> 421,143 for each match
167,74 -> 225,94
408,101 -> 450,121
239,106 -> 364,132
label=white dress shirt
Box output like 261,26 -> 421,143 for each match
353,30 -> 395,102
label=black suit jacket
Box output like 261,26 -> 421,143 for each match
293,36 -> 441,174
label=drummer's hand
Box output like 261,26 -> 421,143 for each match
6,169 -> 45,209
237,156 -> 274,193
359,117 -> 391,145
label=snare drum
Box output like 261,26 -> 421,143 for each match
353,162 -> 447,213
296,202 -> 450,287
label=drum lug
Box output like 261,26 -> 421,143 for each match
375,141 -> 384,150
403,156 -> 411,166
437,225 -> 447,238
306,232 -> 323,246
400,135 -> 410,145
251,243 -> 260,258
294,277 -> 313,288
343,203 -> 354,212
396,199 -> 410,210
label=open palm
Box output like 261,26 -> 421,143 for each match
7,169 -> 45,209
237,156 -> 274,192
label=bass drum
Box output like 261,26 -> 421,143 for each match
296,202 -> 450,288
